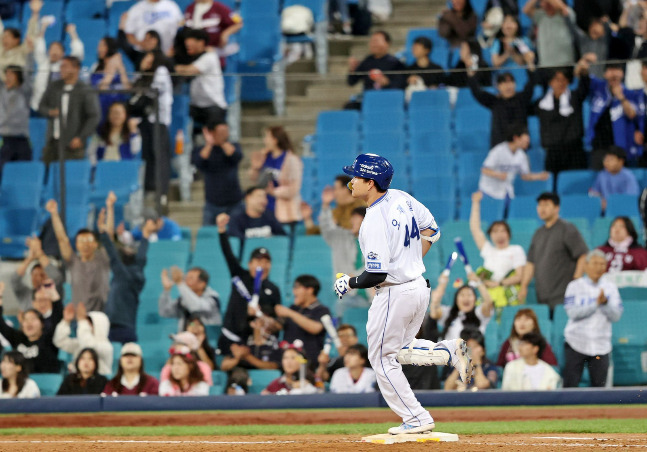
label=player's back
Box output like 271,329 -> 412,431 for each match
360,189 -> 437,285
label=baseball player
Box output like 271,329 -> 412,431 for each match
334,154 -> 472,435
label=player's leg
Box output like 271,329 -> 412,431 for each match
366,284 -> 434,431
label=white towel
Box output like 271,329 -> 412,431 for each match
538,88 -> 574,117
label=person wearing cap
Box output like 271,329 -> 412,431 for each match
159,341 -> 210,396
102,342 -> 160,396
129,208 -> 182,242
590,146 -> 640,212
97,192 -> 155,343
226,186 -> 286,241
274,275 -> 331,370
159,331 -> 214,386
158,266 -> 222,332
215,213 -> 282,356
192,116 -> 243,226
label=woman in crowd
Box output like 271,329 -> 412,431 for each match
159,332 -> 214,385
429,273 -> 494,340
87,102 -> 142,165
185,316 -> 216,371
490,15 -> 534,77
469,191 -> 527,308
501,332 -> 561,390
57,348 -> 108,395
129,50 -> 173,203
91,37 -> 131,118
0,351 -> 40,398
445,328 -> 498,390
262,347 -> 317,395
329,344 -> 376,394
597,216 -> 647,272
103,342 -> 159,396
438,0 -> 478,48
248,126 -> 303,230
159,347 -> 209,396
0,283 -> 59,374
496,308 -> 558,368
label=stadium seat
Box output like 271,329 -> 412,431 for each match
66,19 -> 107,69
211,370 -> 227,395
551,304 -> 568,368
361,90 -> 405,113
31,373 -> 64,397
612,302 -> 647,385
605,194 -> 640,218
316,111 -> 360,135
107,1 -> 135,35
410,153 -> 454,180
484,319 -> 499,363
514,174 -> 553,198
92,160 -> 142,202
556,170 -> 596,195
29,118 -> 47,162
64,0 -> 106,20
560,195 -> 602,224
44,160 -> 92,204
459,197 -> 505,223
457,153 -> 482,199
409,129 -> 452,155
409,89 -> 451,112
409,109 -> 451,136
411,176 -> 455,200
248,369 -> 282,394
417,197 -> 455,225
362,110 -> 405,133
527,146 -> 546,172
360,132 -> 406,162
456,88 -> 480,108
23,2 -> 63,43
455,107 -> 492,153
343,308 -> 368,344
0,161 -> 44,208
314,132 -> 359,160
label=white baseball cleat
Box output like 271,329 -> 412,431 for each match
396,340 -> 451,366
388,422 -> 436,435
452,338 -> 474,384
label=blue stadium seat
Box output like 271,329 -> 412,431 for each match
315,132 -> 359,161
29,118 -> 47,162
241,0 -> 280,18
485,319 -> 499,363
416,197 -> 455,224
64,0 -> 106,20
22,2 -> 63,43
44,161 -> 92,204
107,1 -> 135,37
210,370 -> 227,395
316,111 -> 360,135
527,115 -> 541,149
66,19 -> 107,69
0,161 -> 45,207
457,152 -> 483,198
360,132 -> 406,161
527,146 -> 546,172
410,153 -> 454,180
92,160 -> 142,202
471,0 -> 489,18
248,369 -> 282,394
455,107 -> 492,153
507,218 -> 539,251
361,90 -> 405,113
459,197 -> 505,223
556,170 -> 596,195
147,240 -> 192,268
362,110 -> 405,133
560,195 -> 602,223
564,217 -> 591,245
0,207 -> 41,257
31,373 -> 64,396
343,307 -> 369,342
455,88 -> 480,108
409,89 -> 451,111
605,194 -> 640,218
241,236 -> 289,269
629,168 -> 645,188
513,174 -> 553,197
317,156 -> 349,184
612,302 -> 647,385
409,109 -> 451,136
409,129 -> 452,155
551,304 -> 568,369
411,176 -> 455,200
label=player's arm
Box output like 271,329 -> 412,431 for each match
348,271 -> 388,289
420,228 -> 435,256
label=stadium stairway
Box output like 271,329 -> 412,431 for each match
168,0 -> 446,236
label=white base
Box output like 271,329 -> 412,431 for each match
362,432 -> 459,444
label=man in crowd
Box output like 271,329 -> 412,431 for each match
523,0 -> 577,71
38,56 -> 100,163
124,0 -> 183,54
563,249 -> 623,387
227,186 -> 286,241
31,281 -> 62,334
275,275 -> 331,370
129,208 -> 182,242
46,199 -> 110,312
219,315 -> 281,371
158,266 -> 221,332
316,324 -> 359,382
520,193 -> 589,310
192,120 -> 243,225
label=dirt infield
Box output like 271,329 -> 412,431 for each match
0,434 -> 646,451
2,406 -> 646,428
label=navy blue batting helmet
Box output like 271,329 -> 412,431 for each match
342,153 -> 394,190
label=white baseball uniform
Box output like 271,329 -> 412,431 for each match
360,189 -> 446,427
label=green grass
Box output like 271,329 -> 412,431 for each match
0,418 -> 645,437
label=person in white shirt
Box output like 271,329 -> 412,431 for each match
478,124 -> 549,200
501,332 -> 561,390
0,351 -> 40,399
329,344 -> 376,394
469,191 -> 526,307
563,249 -> 623,388
175,28 -> 227,126
124,0 -> 183,54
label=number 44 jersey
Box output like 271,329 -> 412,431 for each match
359,189 -> 439,285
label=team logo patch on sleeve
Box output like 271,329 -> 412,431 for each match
367,262 -> 382,270
367,251 -> 379,260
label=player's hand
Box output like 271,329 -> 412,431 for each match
334,273 -> 351,299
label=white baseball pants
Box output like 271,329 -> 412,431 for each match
366,277 -> 439,426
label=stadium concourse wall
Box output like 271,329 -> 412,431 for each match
1,388 -> 646,414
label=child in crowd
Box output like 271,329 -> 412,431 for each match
185,316 -> 217,370
501,332 -> 561,390
0,351 -> 40,398
159,347 -> 209,397
329,344 -> 376,394
57,348 -> 108,395
590,146 -> 640,211
444,328 -> 498,391
102,343 -> 159,396
262,346 -> 318,395
496,308 -> 558,368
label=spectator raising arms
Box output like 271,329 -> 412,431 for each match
0,66 -> 32,178
597,216 -> 647,272
523,0 -> 576,69
0,0 -> 39,78
90,37 -> 131,120
53,303 -> 113,376
501,332 -> 561,390
249,126 -> 303,228
329,344 -> 376,394
496,308 -> 558,368
103,342 -> 159,396
445,328 -> 498,391
31,281 -> 63,334
123,0 -> 183,54
0,282 -> 59,374
87,102 -> 141,165
262,347 -> 318,395
57,348 -> 108,396
159,347 -> 209,396
0,351 -> 40,399
470,191 -> 526,308
438,0 -> 478,48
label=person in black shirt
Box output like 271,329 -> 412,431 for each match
219,316 -> 282,371
447,40 -> 492,88
216,213 -> 282,356
56,348 -> 107,396
274,275 -> 331,370
192,121 -> 244,226
406,37 -> 446,89
468,65 -> 536,148
0,283 -> 59,374
227,186 -> 286,241
347,30 -> 406,93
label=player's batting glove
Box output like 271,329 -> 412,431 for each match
334,273 -> 351,299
